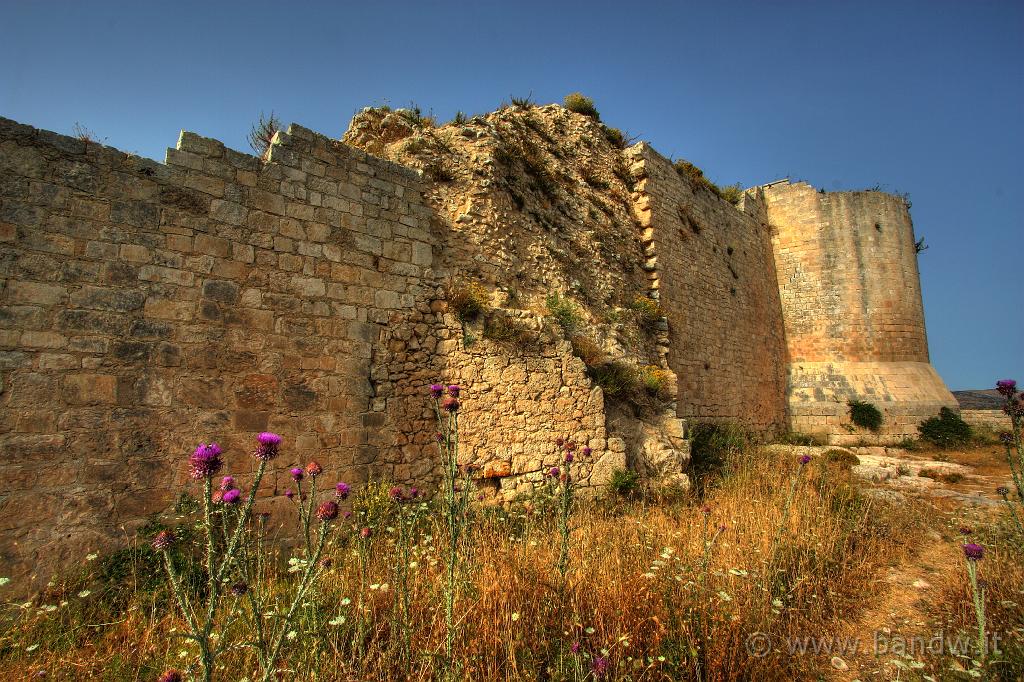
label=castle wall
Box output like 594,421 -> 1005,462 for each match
0,117 -> 438,589
761,181 -> 956,442
0,117 -> 613,591
629,145 -> 788,431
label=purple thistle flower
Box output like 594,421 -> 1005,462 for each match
343,510 -> 353,520
570,641 -> 581,654
442,397 -> 460,412
152,530 -> 175,551
430,383 -> 445,399
389,486 -> 404,501
222,488 -> 242,505
305,460 -> 323,478
963,543 -> 984,561
996,486 -> 1010,496
253,432 -> 282,461
316,500 -> 339,521
565,451 -> 574,463
289,467 -> 304,482
189,442 -> 223,480
592,656 -> 609,677
230,582 -> 248,596
157,671 -> 183,682
799,454 -> 812,465
219,476 -> 235,491
284,489 -> 294,500
549,466 -> 560,478
409,487 -> 420,498
565,441 -> 577,452
996,379 -> 1017,397
582,446 -> 592,456
447,384 -> 461,398
335,481 -> 351,500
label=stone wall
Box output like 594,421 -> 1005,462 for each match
960,409 -> 1011,433
628,145 -> 788,431
0,109 -> 960,590
373,309 -> 617,498
0,117 -> 437,590
0,116 -> 620,592
761,180 -> 956,442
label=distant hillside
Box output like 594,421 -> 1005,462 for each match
953,389 -> 1004,409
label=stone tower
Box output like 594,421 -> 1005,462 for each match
760,180 -> 956,443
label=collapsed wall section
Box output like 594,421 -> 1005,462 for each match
628,144 -> 788,432
761,180 -> 956,442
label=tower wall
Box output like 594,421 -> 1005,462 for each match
762,181 -> 956,442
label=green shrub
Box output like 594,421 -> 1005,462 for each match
609,468 -> 640,497
629,295 -> 664,332
918,407 -> 972,449
688,421 -> 751,489
509,95 -> 534,109
639,365 -> 671,399
719,183 -> 744,205
545,293 -> 582,335
848,400 -> 883,431
447,281 -> 489,321
673,159 -> 723,198
563,92 -> 601,121
602,126 -> 626,148
586,361 -> 636,397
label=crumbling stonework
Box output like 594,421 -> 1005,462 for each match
0,105 -> 956,590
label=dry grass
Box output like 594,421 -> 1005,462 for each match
923,518 -> 1024,680
0,449 -> 938,680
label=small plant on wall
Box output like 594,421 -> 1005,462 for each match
848,400 -> 883,431
446,280 -> 489,322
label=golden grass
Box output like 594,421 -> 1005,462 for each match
0,449 -> 947,681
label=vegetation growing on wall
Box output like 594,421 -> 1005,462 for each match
848,400 -> 883,432
562,92 -> 600,121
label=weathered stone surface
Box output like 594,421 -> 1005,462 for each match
0,107 -> 953,596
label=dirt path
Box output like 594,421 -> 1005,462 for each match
832,535 -> 959,680
819,444 -> 1013,680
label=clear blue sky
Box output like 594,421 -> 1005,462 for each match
2,0 -> 1021,390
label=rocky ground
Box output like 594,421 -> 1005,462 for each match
768,442 -> 1017,680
